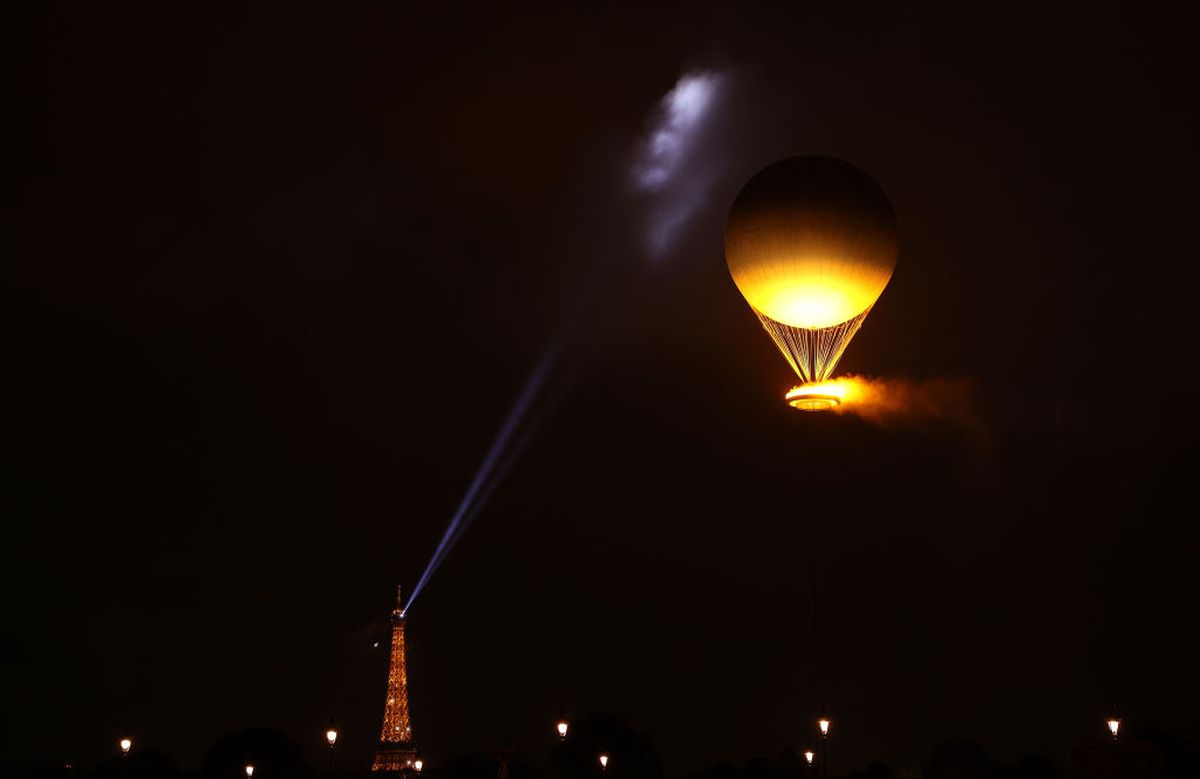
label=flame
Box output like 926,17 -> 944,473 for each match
786,379 -> 858,408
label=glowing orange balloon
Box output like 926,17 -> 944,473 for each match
725,157 -> 897,384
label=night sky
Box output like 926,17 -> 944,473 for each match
8,2 -> 1199,775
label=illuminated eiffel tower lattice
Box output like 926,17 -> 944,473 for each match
372,586 -> 420,774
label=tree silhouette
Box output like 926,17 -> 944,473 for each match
90,750 -> 179,779
1068,735 -> 1165,779
924,740 -> 995,779
847,762 -> 896,779
440,750 -> 535,779
1002,756 -> 1059,779
200,729 -> 314,779
550,713 -> 664,779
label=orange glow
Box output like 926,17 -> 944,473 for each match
782,374 -> 988,453
326,729 -> 338,746
557,720 -> 569,738
119,739 -> 132,755
783,375 -> 985,450
731,271 -> 890,331
415,759 -> 425,772
803,750 -> 815,765
725,158 -> 898,330
785,380 -> 854,410
245,766 -> 255,778
599,754 -> 609,769
1107,718 -> 1121,737
818,718 -> 831,736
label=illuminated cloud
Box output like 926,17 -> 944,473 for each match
632,70 -> 730,260
635,73 -> 723,190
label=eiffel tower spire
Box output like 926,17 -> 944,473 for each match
372,585 -> 419,774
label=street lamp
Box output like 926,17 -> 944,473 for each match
803,749 -> 815,767
556,720 -> 570,739
414,760 -> 424,773
325,726 -> 338,775
817,709 -> 831,778
599,754 -> 609,771
119,738 -> 133,756
245,764 -> 255,778
1107,718 -> 1121,738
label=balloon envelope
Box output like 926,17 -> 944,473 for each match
725,156 -> 898,330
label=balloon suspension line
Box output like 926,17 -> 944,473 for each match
754,307 -> 873,384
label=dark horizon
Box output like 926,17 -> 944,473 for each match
7,1 -> 1199,776
30,712 -> 1197,778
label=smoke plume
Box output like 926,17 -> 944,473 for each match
832,375 -> 988,446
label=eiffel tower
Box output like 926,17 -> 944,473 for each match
372,586 -> 420,774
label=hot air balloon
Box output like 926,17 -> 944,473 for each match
724,157 -> 898,410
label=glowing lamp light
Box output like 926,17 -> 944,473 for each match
599,754 -> 609,770
245,765 -> 255,778
326,729 -> 338,746
818,718 -> 831,737
1107,718 -> 1121,738
557,720 -> 569,739
119,739 -> 132,755
803,750 -> 815,766
415,760 -> 424,773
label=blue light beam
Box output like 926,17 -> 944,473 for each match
403,345 -> 560,613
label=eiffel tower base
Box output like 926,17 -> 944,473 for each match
372,744 -> 420,775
